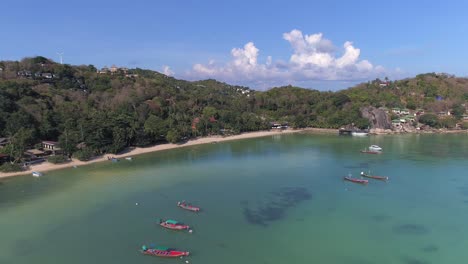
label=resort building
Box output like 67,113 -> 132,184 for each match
110,65 -> 118,73
400,109 -> 410,115
42,141 -> 62,155
25,149 -> 46,158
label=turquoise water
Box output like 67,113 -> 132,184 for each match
0,133 -> 467,264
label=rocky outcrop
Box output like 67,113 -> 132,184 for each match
361,107 -> 393,131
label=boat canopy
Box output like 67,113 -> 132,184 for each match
155,246 -> 170,251
165,219 -> 179,225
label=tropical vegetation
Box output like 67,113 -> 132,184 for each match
0,57 -> 467,169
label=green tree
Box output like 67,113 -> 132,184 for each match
438,117 -> 457,128
4,128 -> 34,163
418,114 -> 439,127
5,110 -> 36,136
144,115 -> 168,142
166,129 -> 182,143
452,104 -> 465,119
58,129 -> 81,157
47,155 -> 68,164
108,127 -> 128,154
73,147 -> 94,161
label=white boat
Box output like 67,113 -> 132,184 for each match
369,145 -> 382,151
351,131 -> 369,136
32,171 -> 43,177
125,157 -> 133,161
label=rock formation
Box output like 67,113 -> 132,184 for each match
361,107 -> 393,133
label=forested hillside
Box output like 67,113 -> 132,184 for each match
0,57 -> 467,164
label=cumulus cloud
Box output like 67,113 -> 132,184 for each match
187,29 -> 386,88
162,65 -> 174,76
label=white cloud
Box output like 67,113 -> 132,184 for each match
162,65 -> 174,76
186,29 -> 388,88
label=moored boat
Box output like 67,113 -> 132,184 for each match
177,201 -> 200,212
344,176 -> 368,184
360,172 -> 388,181
140,245 -> 189,258
351,131 -> 369,136
360,149 -> 382,154
369,145 -> 382,151
159,219 -> 190,230
32,171 -> 43,177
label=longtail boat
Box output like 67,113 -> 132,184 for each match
140,246 -> 189,258
177,201 -> 200,212
159,219 -> 190,230
360,172 -> 388,181
344,176 -> 368,185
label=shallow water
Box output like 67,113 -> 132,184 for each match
0,133 -> 467,263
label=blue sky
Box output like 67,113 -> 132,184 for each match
1,0 -> 468,90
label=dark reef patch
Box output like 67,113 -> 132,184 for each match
457,186 -> 468,196
401,256 -> 430,264
421,244 -> 438,253
343,257 -> 376,264
393,224 -> 430,235
371,214 -> 391,223
242,187 -> 311,226
217,242 -> 227,248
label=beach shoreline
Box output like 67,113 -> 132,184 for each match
0,128 -> 336,179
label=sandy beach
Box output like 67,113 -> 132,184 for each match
0,128 -> 336,179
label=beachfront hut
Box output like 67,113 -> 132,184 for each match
42,141 -> 62,155
25,149 -> 47,158
42,141 -> 59,150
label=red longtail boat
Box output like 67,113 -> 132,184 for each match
140,246 -> 189,258
159,219 -> 190,230
177,201 -> 200,212
344,176 -> 368,185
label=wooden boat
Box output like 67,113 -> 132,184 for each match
344,176 -> 368,185
360,172 -> 388,181
159,219 -> 190,230
140,246 -> 189,258
177,201 -> 200,212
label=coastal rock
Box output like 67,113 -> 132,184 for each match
369,128 -> 394,134
361,107 -> 392,130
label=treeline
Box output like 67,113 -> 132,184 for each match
0,57 -> 467,165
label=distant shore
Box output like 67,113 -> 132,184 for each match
0,128 -> 336,179
369,128 -> 468,135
